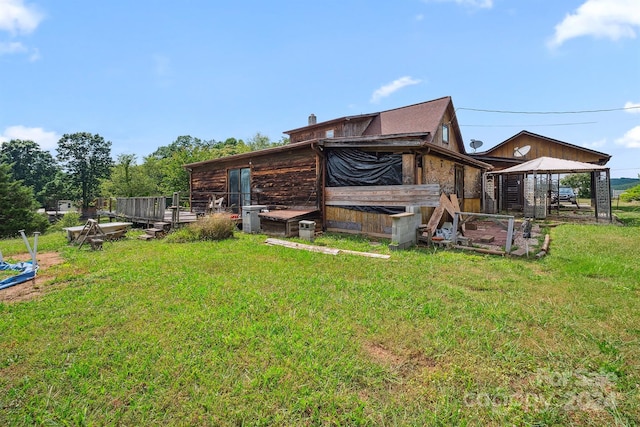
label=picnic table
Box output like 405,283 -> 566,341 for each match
63,222 -> 133,243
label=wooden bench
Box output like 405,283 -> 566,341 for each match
105,229 -> 126,241
90,238 -> 104,250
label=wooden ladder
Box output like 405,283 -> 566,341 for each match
77,219 -> 107,250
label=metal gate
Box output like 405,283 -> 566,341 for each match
484,174 -> 497,214
504,174 -> 523,210
594,170 -> 611,221
523,173 -> 548,219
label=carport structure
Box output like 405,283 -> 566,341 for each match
484,156 -> 611,221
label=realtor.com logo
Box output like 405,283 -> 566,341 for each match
463,369 -> 618,412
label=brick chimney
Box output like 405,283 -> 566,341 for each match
308,113 -> 317,126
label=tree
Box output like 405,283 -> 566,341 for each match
101,154 -> 158,197
139,135 -> 271,196
143,135 -> 236,195
0,163 -> 49,237
560,173 -> 591,198
0,139 -> 59,206
41,171 -> 77,209
143,136 -> 206,195
246,132 -> 287,151
56,132 -> 113,210
621,174 -> 640,202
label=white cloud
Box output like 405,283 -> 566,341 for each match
422,0 -> 493,8
0,0 -> 44,35
548,0 -> 640,48
615,126 -> 640,148
370,76 -> 422,103
0,125 -> 60,151
624,101 -> 640,113
0,40 -> 24,53
0,40 -> 39,59
583,138 -> 607,149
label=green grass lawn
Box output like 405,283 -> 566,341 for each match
1,223 -> 639,426
613,200 -> 640,227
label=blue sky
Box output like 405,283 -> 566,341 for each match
1,0 -> 639,178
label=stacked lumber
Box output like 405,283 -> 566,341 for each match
424,193 -> 464,236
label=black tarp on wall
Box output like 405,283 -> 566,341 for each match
326,149 -> 404,214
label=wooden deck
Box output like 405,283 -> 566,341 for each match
97,209 -> 197,225
97,196 -> 197,227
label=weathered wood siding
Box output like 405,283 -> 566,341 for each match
290,124 -> 338,144
325,207 -> 394,237
190,147 -> 319,213
324,185 -> 440,237
189,167 -> 228,213
487,134 -> 607,166
432,109 -> 462,153
463,198 -> 481,213
288,117 -> 374,143
325,185 -> 440,207
464,165 -> 483,200
463,163 -> 483,213
252,150 -> 319,207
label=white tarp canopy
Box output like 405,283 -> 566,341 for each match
490,156 -> 608,175
484,156 -> 612,221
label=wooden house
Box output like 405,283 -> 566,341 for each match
185,96 -> 491,237
470,130 -> 611,212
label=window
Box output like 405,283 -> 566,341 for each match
228,167 -> 251,213
326,129 -> 334,138
442,124 -> 449,144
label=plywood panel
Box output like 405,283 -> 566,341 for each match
325,184 -> 439,207
402,154 -> 415,185
325,206 -> 393,237
464,166 -> 483,199
463,198 -> 481,213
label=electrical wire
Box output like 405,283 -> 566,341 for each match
461,121 -> 598,128
457,105 -> 640,114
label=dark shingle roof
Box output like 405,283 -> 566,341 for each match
363,96 -> 451,136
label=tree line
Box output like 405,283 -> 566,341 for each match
0,131 -> 286,237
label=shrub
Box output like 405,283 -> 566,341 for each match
48,211 -> 82,232
166,214 -> 235,243
620,184 -> 640,202
33,213 -> 50,234
192,214 -> 236,240
58,212 -> 82,228
164,226 -> 198,243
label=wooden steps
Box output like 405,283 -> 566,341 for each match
138,222 -> 171,240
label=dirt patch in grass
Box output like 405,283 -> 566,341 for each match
0,252 -> 65,303
364,341 -> 437,377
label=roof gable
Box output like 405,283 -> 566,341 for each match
363,96 -> 452,136
284,96 -> 467,153
476,130 -> 611,165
